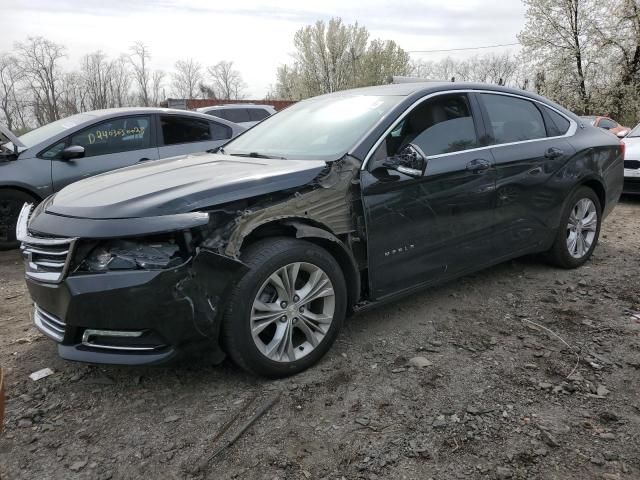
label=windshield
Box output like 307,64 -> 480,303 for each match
223,94 -> 403,160
18,113 -> 93,148
628,124 -> 640,138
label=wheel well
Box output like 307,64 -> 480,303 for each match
581,179 -> 605,209
241,220 -> 361,311
0,186 -> 41,202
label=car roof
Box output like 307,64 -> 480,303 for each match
79,107 -> 243,130
312,81 -> 552,98
85,107 -> 216,117
300,81 -> 579,119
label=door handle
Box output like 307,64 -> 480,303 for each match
466,159 -> 491,173
137,158 -> 151,163
544,147 -> 564,159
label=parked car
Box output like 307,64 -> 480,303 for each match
18,83 -> 623,377
197,104 -> 276,128
0,108 -> 244,249
580,115 -> 630,138
622,123 -> 640,194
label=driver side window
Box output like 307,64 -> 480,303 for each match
70,116 -> 151,158
372,93 -> 480,163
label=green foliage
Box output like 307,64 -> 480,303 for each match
274,18 -> 412,99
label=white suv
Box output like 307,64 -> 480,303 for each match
197,104 -> 276,128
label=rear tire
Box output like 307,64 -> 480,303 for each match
0,189 -> 35,251
222,237 -> 347,378
547,186 -> 601,269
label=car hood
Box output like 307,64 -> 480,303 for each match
45,152 -> 327,219
624,136 -> 640,160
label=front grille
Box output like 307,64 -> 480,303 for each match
624,160 -> 640,169
34,305 -> 66,342
16,204 -> 77,283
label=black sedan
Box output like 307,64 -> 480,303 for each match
18,82 -> 623,377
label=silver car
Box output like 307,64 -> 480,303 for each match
196,104 -> 276,128
0,107 -> 244,249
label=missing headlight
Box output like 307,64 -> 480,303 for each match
81,238 -> 184,272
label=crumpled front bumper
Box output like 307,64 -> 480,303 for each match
25,250 -> 247,365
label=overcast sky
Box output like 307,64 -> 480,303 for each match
0,0 -> 526,97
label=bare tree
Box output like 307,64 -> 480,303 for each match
58,72 -> 87,117
207,61 -> 247,99
81,51 -> 112,110
171,58 -> 202,98
129,42 -> 151,106
109,55 -> 132,108
14,37 -> 66,124
0,53 -> 27,130
151,70 -> 165,106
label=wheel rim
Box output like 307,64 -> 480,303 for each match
566,198 -> 597,259
0,199 -> 21,243
250,262 -> 335,363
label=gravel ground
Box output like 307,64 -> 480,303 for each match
1,198 -> 639,480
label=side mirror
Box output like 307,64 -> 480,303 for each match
61,145 -> 85,160
616,130 -> 628,138
383,144 -> 426,178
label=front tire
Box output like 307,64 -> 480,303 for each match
0,189 -> 36,251
222,237 -> 347,378
548,186 -> 602,269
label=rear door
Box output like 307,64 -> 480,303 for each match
477,92 -> 576,256
157,114 -> 233,158
51,115 -> 158,191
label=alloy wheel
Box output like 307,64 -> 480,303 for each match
250,262 -> 335,363
566,198 -> 598,259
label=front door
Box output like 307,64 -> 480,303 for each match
52,115 -> 158,191
361,92 -> 498,300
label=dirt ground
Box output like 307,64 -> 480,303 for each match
1,198 -> 639,480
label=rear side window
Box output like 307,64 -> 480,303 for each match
161,116 -> 211,145
248,109 -> 270,121
481,94 -> 546,144
70,116 -> 151,157
222,108 -> 251,123
206,110 -> 227,120
210,121 -> 232,141
543,107 -> 571,136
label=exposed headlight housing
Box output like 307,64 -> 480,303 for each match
80,239 -> 184,272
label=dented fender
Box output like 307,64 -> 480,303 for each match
176,248 -> 248,340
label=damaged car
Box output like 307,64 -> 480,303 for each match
18,83 -> 623,377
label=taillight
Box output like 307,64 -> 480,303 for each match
620,141 -> 626,159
